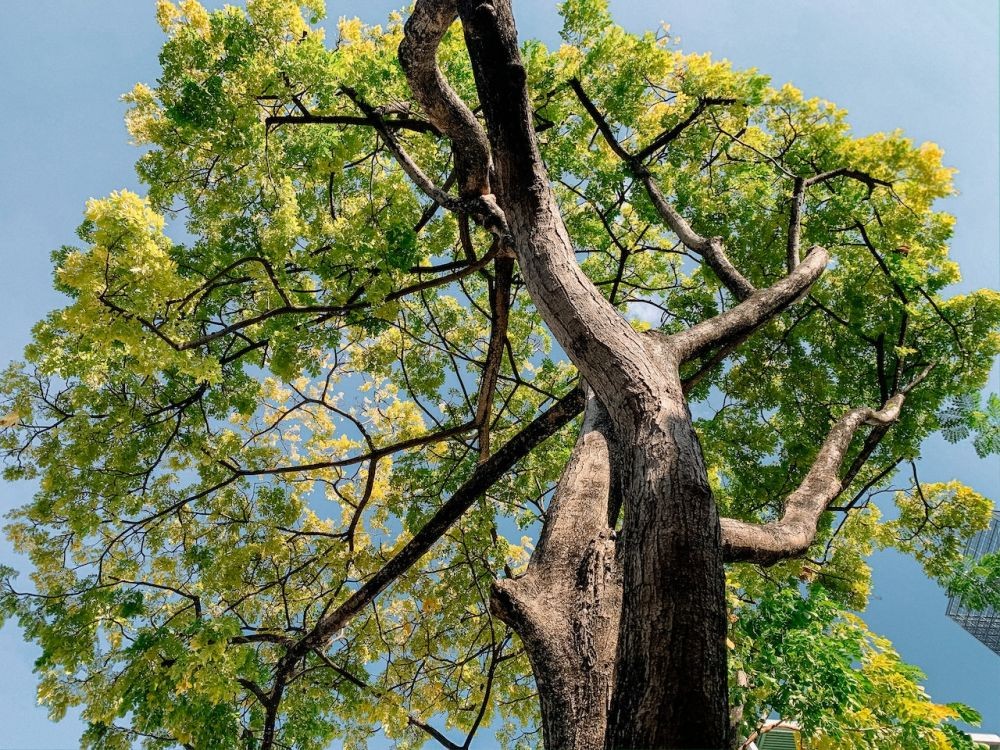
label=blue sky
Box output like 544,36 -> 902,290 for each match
0,1 -> 996,747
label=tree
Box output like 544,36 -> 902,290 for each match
1,0 -> 997,748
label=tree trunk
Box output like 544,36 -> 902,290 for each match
396,3 -> 915,745
605,376 -> 730,750
494,381 -> 730,750
491,390 -> 621,750
447,2 -> 732,745
491,534 -> 620,750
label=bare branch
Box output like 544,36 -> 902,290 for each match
230,421 -> 475,477
309,646 -> 465,750
410,717 -> 464,750
265,113 -> 440,135
633,96 -> 738,163
475,255 -> 514,460
568,77 -> 754,300
803,167 -> 892,191
280,387 -> 585,660
342,85 -> 458,209
788,168 -> 892,272
568,77 -> 633,163
102,248 -> 497,354
640,177 -> 756,301
786,176 -> 805,272
855,221 -> 909,304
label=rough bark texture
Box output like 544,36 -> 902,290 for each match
491,389 -> 621,750
606,375 -> 730,750
456,1 -> 731,746
457,6 -> 733,748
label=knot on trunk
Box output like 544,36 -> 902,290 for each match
489,576 -> 542,631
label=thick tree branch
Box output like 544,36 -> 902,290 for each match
398,0 -> 491,197
457,0 -> 660,418
265,113 -> 440,135
657,245 -> 829,363
721,364 -> 934,565
490,386 -> 621,750
518,387 -> 613,578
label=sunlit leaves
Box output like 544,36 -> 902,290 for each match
883,481 -> 993,580
940,392 -> 1000,458
731,586 -> 978,750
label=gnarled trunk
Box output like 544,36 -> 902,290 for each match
490,390 -> 621,750
457,1 -> 731,746
390,2 -> 920,744
492,381 -> 730,750
491,534 -> 620,750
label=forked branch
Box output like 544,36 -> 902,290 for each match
398,0 -> 491,197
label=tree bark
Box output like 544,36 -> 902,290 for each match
605,373 -> 730,750
393,3 -> 896,748
494,386 -> 731,750
491,389 -> 621,750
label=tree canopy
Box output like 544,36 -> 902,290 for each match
1,1 -> 998,748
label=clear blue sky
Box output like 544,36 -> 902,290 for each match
0,1 -> 996,747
